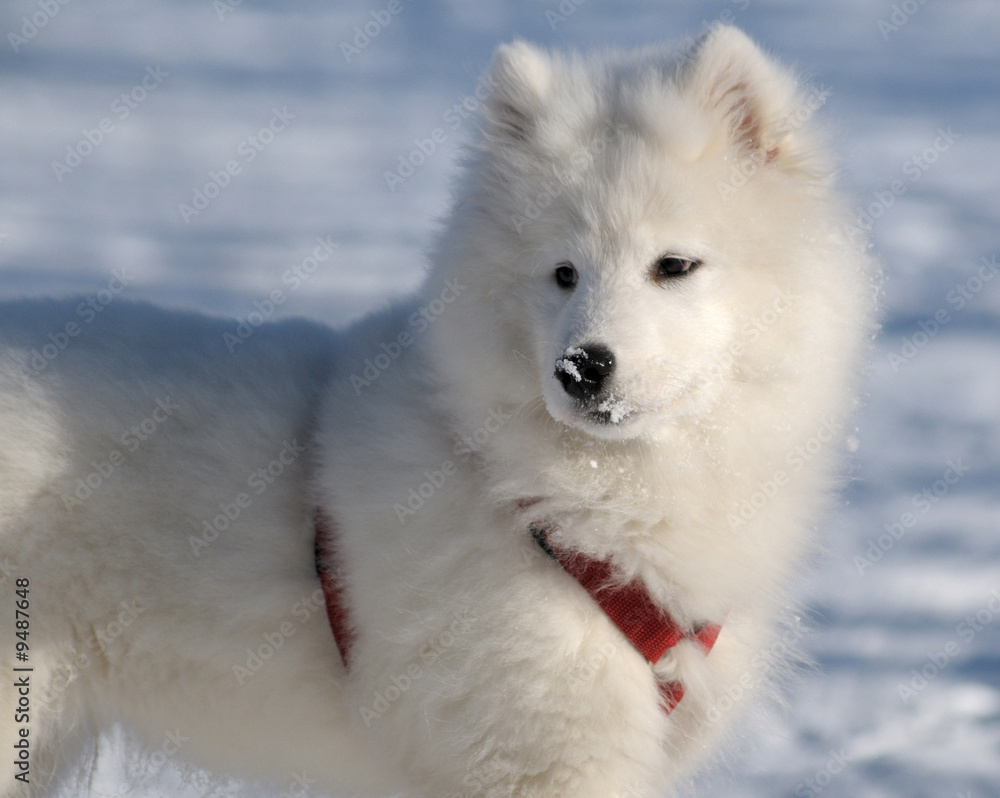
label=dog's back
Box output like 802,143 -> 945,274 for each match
0,301 -> 396,795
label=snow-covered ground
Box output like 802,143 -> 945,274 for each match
1,1 -> 998,796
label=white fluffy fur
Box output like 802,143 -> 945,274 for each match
0,27 -> 876,798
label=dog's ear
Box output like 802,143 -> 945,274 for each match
486,41 -> 554,142
681,26 -> 808,165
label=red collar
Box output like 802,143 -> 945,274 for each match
315,511 -> 720,715
530,525 -> 721,714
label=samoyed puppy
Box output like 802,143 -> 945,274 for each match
0,26 -> 875,798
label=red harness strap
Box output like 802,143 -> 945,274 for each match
315,511 -> 721,715
314,510 -> 354,669
531,526 -> 721,714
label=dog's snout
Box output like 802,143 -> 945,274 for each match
555,344 -> 615,402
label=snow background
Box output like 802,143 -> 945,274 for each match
1,0 -> 998,796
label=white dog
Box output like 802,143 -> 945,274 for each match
0,26 -> 876,797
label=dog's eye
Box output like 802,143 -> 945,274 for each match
554,262 -> 578,289
654,256 -> 700,280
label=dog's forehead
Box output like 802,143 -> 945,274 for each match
523,56 -> 711,187
542,130 -> 690,240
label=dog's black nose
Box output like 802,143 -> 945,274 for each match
555,344 -> 615,402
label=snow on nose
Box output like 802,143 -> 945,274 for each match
555,344 -> 615,402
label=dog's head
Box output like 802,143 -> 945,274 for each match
427,27 -> 868,444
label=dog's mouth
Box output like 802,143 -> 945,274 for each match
548,391 -> 639,439
585,394 -> 633,426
